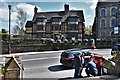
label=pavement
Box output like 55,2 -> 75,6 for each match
58,68 -> 119,80
80,68 -> 119,80
59,75 -> 119,80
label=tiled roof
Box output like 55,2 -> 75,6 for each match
32,10 -> 85,22
25,21 -> 33,28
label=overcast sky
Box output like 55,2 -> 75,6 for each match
0,0 -> 119,32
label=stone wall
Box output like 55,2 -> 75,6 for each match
2,41 -> 112,54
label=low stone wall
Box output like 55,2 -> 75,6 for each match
2,41 -> 112,54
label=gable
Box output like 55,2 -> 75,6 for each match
7,59 -> 20,70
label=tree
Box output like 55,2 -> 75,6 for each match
12,8 -> 27,36
85,25 -> 93,35
1,29 -> 9,42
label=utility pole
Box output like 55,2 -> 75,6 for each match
8,5 -> 11,54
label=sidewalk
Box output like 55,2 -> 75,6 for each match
80,68 -> 119,80
59,75 -> 119,80
59,74 -> 119,80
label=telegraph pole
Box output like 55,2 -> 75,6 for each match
8,5 -> 11,54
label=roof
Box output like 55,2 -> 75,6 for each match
25,21 -> 33,28
5,56 -> 23,70
97,2 -> 118,7
32,10 -> 85,22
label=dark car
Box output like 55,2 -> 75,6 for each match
60,48 -> 92,68
111,44 -> 120,55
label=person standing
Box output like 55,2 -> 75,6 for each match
85,55 -> 98,77
74,52 -> 84,78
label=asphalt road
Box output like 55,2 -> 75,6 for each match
21,49 -> 112,78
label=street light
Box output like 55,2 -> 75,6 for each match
8,5 -> 11,54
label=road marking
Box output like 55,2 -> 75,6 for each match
22,56 -> 59,62
0,50 -> 64,57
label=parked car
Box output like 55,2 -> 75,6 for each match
60,48 -> 92,68
111,44 -> 120,55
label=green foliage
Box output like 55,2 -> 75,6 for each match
85,25 -> 93,35
1,29 -> 9,43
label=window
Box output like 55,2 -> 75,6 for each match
37,33 -> 43,38
100,19 -> 106,28
52,18 -> 61,22
68,32 -> 78,39
68,24 -> 78,30
110,17 -> 116,27
36,18 -> 46,22
52,24 -> 61,30
100,32 -> 106,38
68,17 -> 78,22
37,25 -> 45,30
100,8 -> 106,17
111,7 -> 117,15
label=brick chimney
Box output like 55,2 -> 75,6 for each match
64,4 -> 69,13
34,6 -> 38,14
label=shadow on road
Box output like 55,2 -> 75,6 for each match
58,77 -> 74,80
48,64 -> 72,72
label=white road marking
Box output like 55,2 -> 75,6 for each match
0,50 -> 64,57
22,56 -> 60,62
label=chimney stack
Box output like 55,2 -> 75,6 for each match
64,4 -> 69,13
34,6 -> 38,14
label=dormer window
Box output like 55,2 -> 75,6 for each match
36,17 -> 47,22
52,17 -> 61,22
68,17 -> 78,22
51,17 -> 61,30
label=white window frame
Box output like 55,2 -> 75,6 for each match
100,8 -> 107,17
100,18 -> 106,28
110,17 -> 116,27
110,7 -> 117,16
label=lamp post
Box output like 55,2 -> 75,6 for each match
8,5 -> 11,54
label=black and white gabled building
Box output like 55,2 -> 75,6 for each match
25,4 -> 85,40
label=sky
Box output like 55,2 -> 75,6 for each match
0,0 -> 100,32
1,0 -> 119,33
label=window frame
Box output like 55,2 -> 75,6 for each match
100,18 -> 106,28
110,7 -> 117,16
110,17 -> 116,27
100,8 -> 107,17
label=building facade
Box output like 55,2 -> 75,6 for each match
93,2 -> 120,41
25,4 -> 85,40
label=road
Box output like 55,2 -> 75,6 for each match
20,49 -> 112,78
